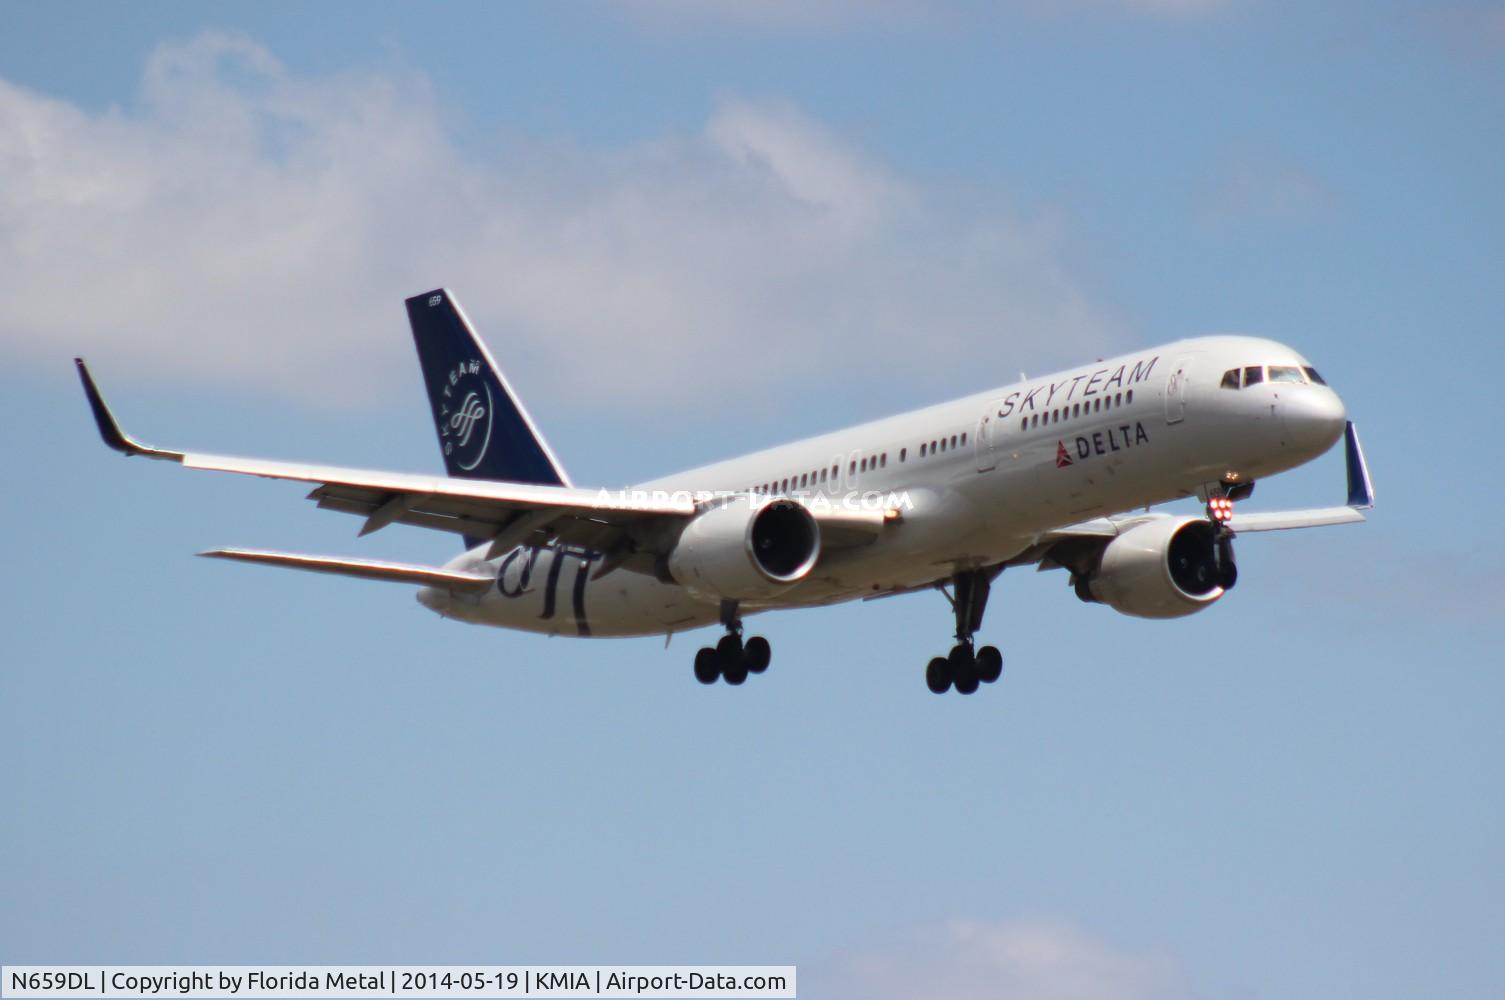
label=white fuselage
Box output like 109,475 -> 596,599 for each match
420,335 -> 1346,637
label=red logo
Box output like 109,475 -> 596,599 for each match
1055,441 -> 1073,468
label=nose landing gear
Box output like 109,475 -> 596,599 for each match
1203,484 -> 1241,591
925,568 -> 1004,695
693,601 -> 772,686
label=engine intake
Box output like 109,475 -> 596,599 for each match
667,496 -> 820,601
1077,516 -> 1235,619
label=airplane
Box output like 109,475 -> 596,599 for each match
75,288 -> 1374,695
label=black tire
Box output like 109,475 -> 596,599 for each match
1218,560 -> 1238,590
694,648 -> 720,685
744,636 -> 771,673
716,633 -> 743,661
926,656 -> 952,694
949,644 -> 979,694
976,645 -> 1003,684
723,658 -> 749,686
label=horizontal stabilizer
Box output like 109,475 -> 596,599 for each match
199,548 -> 495,593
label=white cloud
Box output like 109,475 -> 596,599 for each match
0,32 -> 1123,409
810,918 -> 1189,1000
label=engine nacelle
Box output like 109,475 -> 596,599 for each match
1078,516 -> 1233,619
667,496 -> 820,601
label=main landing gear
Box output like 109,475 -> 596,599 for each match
694,601 -> 772,686
925,568 -> 1004,695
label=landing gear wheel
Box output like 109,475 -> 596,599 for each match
744,636 -> 771,674
716,633 -> 743,661
722,657 -> 749,686
976,645 -> 1003,684
949,644 -> 979,695
693,647 -> 720,685
926,656 -> 952,694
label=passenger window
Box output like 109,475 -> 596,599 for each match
1221,369 -> 1240,389
960,433 -> 967,445
881,453 -> 887,468
920,443 -> 927,457
1031,414 -> 1038,428
850,461 -> 856,475
1303,366 -> 1327,386
1093,398 -> 1101,412
1269,365 -> 1303,383
1244,366 -> 1264,386
950,435 -> 958,449
1126,390 -> 1134,403
820,469 -> 827,483
800,474 -> 808,487
931,440 -> 938,453
899,448 -> 906,462
1072,403 -> 1080,418
1020,418 -> 1028,431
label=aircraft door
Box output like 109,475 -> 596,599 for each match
1165,356 -> 1192,424
976,398 -> 1011,472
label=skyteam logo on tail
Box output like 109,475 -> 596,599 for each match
437,360 -> 493,472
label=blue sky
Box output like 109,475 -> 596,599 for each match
2,3 -> 1502,997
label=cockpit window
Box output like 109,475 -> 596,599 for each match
1303,366 -> 1327,386
1243,365 -> 1264,386
1269,365 -> 1304,383
1221,369 -> 1240,389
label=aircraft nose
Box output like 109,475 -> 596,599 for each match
1282,388 -> 1347,454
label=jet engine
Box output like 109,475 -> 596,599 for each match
667,496 -> 820,601
1074,516 -> 1236,619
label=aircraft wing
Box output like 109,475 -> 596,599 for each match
1043,421 -> 1375,543
76,360 -> 894,564
77,358 -> 698,558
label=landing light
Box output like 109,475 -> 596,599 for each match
1207,496 -> 1235,522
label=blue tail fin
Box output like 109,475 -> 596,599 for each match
405,289 -> 570,487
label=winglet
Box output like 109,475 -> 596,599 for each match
74,358 -> 184,461
1344,421 -> 1375,510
